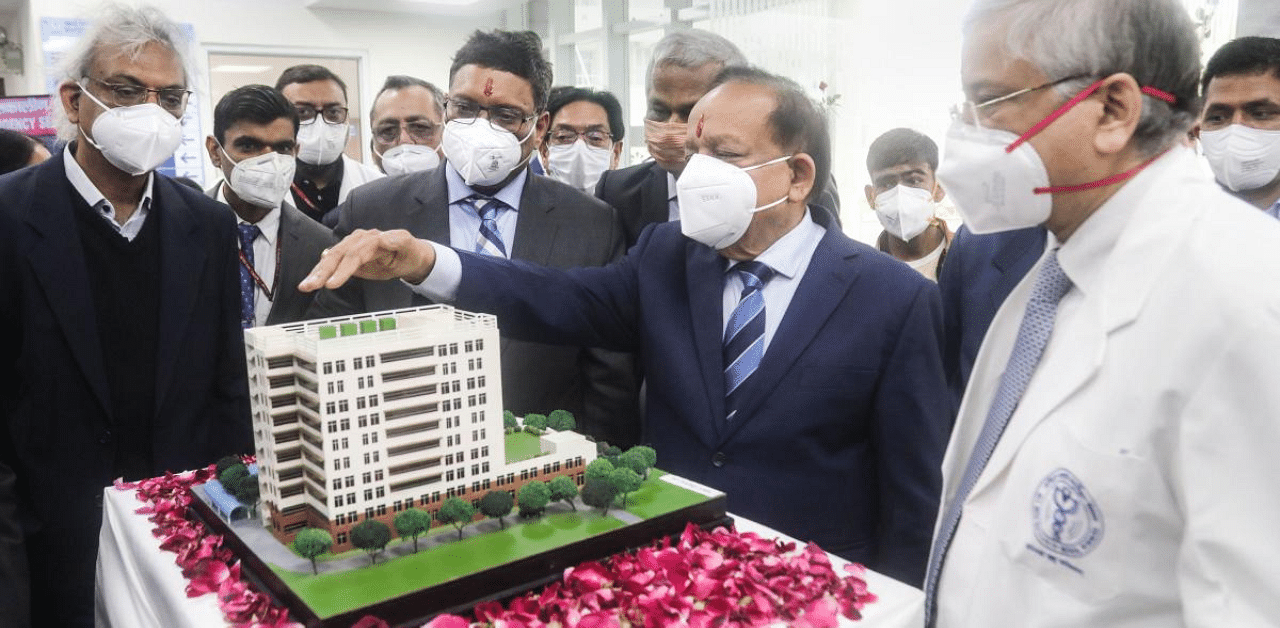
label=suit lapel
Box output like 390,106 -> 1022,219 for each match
24,156 -> 113,419
641,163 -> 671,227
415,166 -> 451,243
685,241 -> 731,444
267,204 -> 306,325
153,179 -> 206,415
510,171 -> 558,265
989,229 -> 1045,313
717,224 -> 861,445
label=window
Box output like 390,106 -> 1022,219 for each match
327,421 -> 337,433
354,357 -> 363,369
327,382 -> 335,394
477,376 -> 486,387
335,494 -> 344,506
376,487 -> 385,498
345,476 -> 355,488
479,393 -> 487,404
358,378 -> 364,390
337,532 -> 347,544
336,381 -> 344,393
376,504 -> 386,515
374,470 -> 383,481
364,453 -> 371,464
476,339 -> 484,350
446,470 -> 454,481
332,479 -> 341,490
357,397 -> 366,410
465,341 -> 474,352
482,462 -> 489,473
480,429 -> 486,439
341,437 -> 349,449
323,362 -> 332,374
472,430 -> 478,441
358,416 -> 368,428
373,451 -> 380,462
340,418 -> 350,430
481,446 -> 489,457
331,439 -> 339,451
365,507 -> 374,518
364,489 -> 373,501
393,500 -> 402,512
467,377 -> 475,390
371,414 -> 379,425
325,402 -> 336,414
369,395 -> 379,407
338,400 -> 349,412
336,513 -> 346,524
362,434 -> 369,446
362,472 -> 372,483
471,464 -> 479,475
336,361 -> 346,373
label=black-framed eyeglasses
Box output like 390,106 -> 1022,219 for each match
547,128 -> 614,148
83,77 -> 191,114
444,99 -> 534,133
951,74 -> 1090,126
373,120 -> 439,144
295,104 -> 349,125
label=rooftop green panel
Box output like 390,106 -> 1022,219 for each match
360,319 -> 378,334
318,325 -> 337,340
379,317 -> 397,331
339,322 -> 358,337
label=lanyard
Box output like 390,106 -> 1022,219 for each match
238,232 -> 281,302
290,182 -> 321,215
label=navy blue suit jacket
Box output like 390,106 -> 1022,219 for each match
937,225 -> 1046,406
449,208 -> 949,586
0,152 -> 252,627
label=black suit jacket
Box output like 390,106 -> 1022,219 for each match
937,225 -> 1046,406
313,165 -> 642,447
0,152 -> 252,627
596,161 -> 843,247
207,182 -> 338,325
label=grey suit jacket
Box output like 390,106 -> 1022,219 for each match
207,182 -> 338,325
312,165 -> 642,448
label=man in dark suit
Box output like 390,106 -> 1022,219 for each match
0,7 -> 251,627
304,66 -> 950,587
206,84 -> 339,326
312,30 -> 641,449
937,225 -> 1045,406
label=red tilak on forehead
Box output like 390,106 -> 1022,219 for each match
696,115 -> 705,138
483,78 -> 494,96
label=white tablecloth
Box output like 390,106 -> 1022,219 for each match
96,486 -> 923,628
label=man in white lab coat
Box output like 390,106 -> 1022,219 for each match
924,0 -> 1280,626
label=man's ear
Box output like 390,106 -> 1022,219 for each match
611,141 -> 622,170
205,136 -> 223,170
788,153 -> 816,203
59,81 -> 83,126
932,180 -> 946,203
1094,73 -> 1144,156
864,184 -> 877,208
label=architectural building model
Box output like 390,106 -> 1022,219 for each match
243,305 -> 596,552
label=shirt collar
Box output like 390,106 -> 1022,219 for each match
445,161 -> 528,212
216,182 -> 281,245
1056,148 -> 1188,296
63,143 -> 155,221
666,171 -> 678,202
1266,198 -> 1280,220
728,206 -> 825,280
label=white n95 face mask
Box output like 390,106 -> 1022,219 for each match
935,118 -> 1051,234
441,119 -> 535,187
78,86 -> 183,176
547,139 -> 612,191
296,121 -> 349,166
378,143 -> 440,176
219,144 -> 296,209
873,184 -> 937,241
676,153 -> 791,250
1199,124 -> 1280,192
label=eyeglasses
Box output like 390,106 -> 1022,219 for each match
83,77 -> 191,114
373,120 -> 439,144
445,99 -> 534,133
295,104 -> 349,125
951,75 -> 1089,126
547,128 -> 614,148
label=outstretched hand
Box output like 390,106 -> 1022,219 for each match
298,228 -> 437,292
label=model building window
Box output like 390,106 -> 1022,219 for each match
450,343 -> 459,355
376,487 -> 385,498
362,434 -> 369,446
465,341 -> 474,352
480,429 -> 486,439
362,472 -> 371,483
375,470 -> 383,481
337,533 -> 347,544
336,361 -> 346,372
336,514 -> 346,524
364,489 -> 373,501
477,376 -> 486,387
340,418 -> 350,430
336,381 -> 344,393
335,495 -> 344,507
332,479 -> 341,490
323,362 -> 333,374
338,400 -> 349,412
479,393 -> 487,404
365,507 -> 374,519
353,357 -> 363,369
376,504 -> 386,515
373,451 -> 380,462
326,402 -> 336,414
357,397 -> 366,410
371,413 -> 379,425
346,476 -> 355,488
327,421 -> 337,433
330,439 -> 339,451
369,395 -> 378,407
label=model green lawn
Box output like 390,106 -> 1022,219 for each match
270,470 -> 714,618
503,431 -> 543,464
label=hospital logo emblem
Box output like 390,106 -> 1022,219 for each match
1031,468 -> 1104,558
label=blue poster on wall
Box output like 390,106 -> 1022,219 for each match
40,17 -> 205,185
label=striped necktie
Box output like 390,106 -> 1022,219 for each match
723,260 -> 774,421
923,248 -> 1073,626
236,223 -> 261,329
466,196 -> 507,257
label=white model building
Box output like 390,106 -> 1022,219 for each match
243,305 -> 596,551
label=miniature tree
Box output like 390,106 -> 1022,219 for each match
585,458 -> 615,484
616,449 -> 650,479
609,467 -> 643,509
580,479 -> 618,516
393,508 -> 432,552
523,413 -> 547,432
351,519 -> 392,565
518,480 -> 551,518
600,445 -> 623,466
292,527 -> 333,575
478,490 -> 515,529
503,410 -> 518,433
548,475 -> 579,511
630,446 -> 657,479
228,473 -> 261,517
218,463 -> 248,487
546,409 -> 576,431
437,496 -> 477,540
215,455 -> 245,476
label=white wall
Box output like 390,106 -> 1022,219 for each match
11,0 -> 499,179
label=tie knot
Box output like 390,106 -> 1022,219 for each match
733,260 -> 774,289
469,195 -> 502,219
1033,248 -> 1073,305
237,223 -> 261,247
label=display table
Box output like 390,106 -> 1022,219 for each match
96,484 -> 923,628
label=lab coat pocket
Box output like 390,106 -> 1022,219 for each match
998,431 -> 1143,605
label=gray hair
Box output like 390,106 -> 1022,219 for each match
54,3 -> 194,142
964,0 -> 1201,156
645,29 -> 747,94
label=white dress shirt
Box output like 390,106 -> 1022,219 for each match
444,163 -> 526,257
63,146 -> 154,241
218,184 -> 280,328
